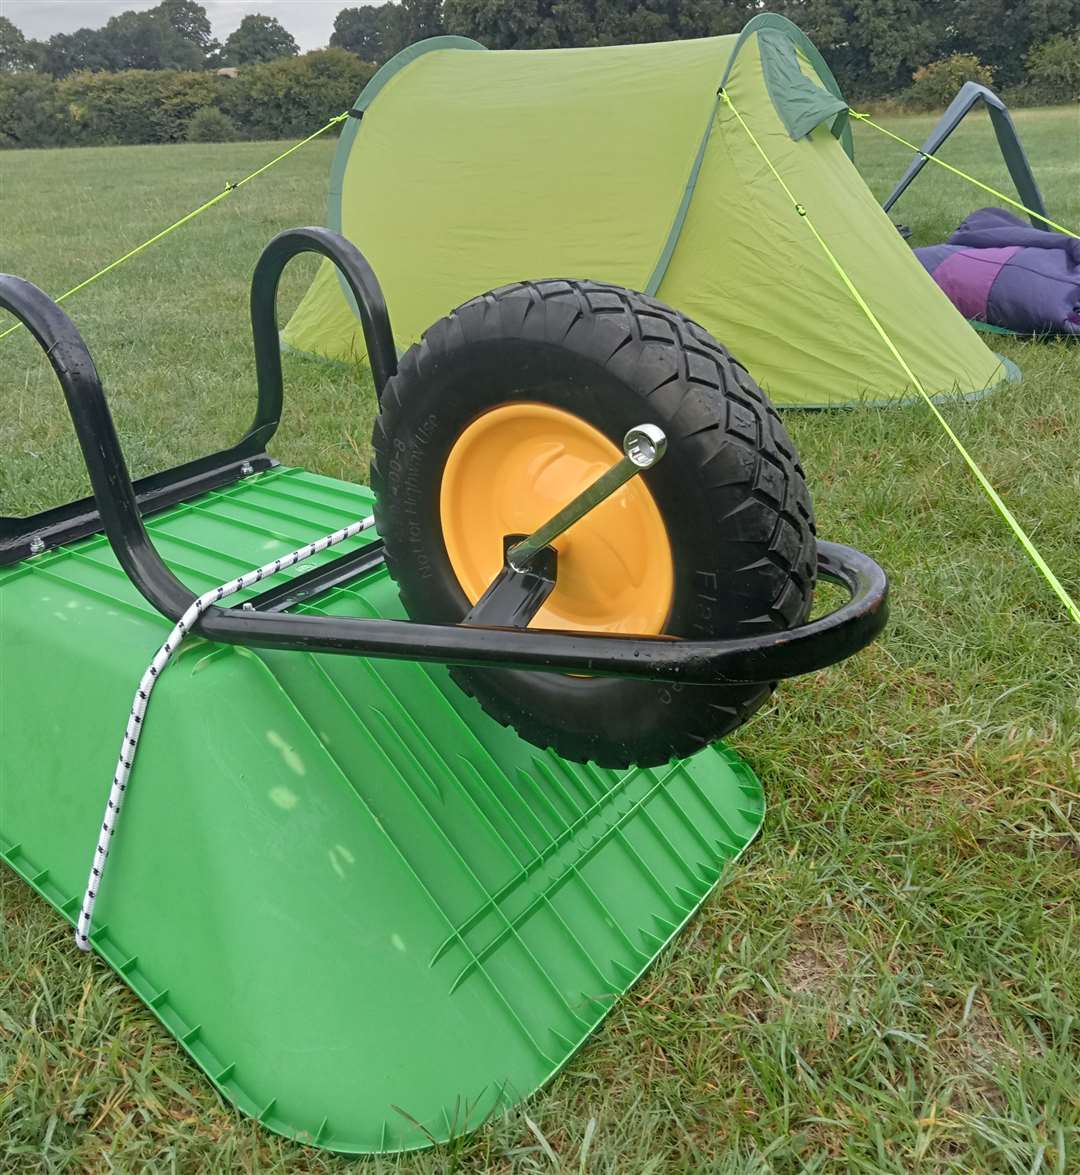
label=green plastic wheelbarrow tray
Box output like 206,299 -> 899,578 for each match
0,467 -> 766,1154
0,228 -> 886,1154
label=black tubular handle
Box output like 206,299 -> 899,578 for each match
251,227 -> 398,420
0,226 -> 396,593
0,274 -> 197,616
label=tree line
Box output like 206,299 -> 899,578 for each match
331,0 -> 1078,100
0,0 -> 1076,150
3,0 -> 1078,95
0,1 -> 301,75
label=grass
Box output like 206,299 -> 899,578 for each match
1,106 -> 1078,1172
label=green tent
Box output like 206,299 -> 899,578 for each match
283,14 -> 1013,408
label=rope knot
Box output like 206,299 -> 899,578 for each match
795,203 -> 807,217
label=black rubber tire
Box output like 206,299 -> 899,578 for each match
371,280 -> 816,767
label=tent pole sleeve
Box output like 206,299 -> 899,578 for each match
645,95 -> 721,295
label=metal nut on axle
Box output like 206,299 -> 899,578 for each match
623,423 -> 667,468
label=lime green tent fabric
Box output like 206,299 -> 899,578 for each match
282,15 -> 1011,408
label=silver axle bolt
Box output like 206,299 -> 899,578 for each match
507,423 -> 668,572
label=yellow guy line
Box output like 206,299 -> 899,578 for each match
849,110 -> 1078,238
719,89 -> 1079,626
0,110 -> 350,343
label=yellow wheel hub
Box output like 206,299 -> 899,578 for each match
439,402 -> 674,634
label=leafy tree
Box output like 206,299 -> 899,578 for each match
1,46 -> 374,149
907,53 -> 994,110
948,0 -> 1080,89
158,0 -> 214,51
1025,30 -> 1080,102
331,6 -> 387,61
40,28 -> 115,77
221,14 -> 300,65
441,0 -> 726,51
391,0 -> 1080,97
377,4 -> 416,58
221,48 -> 374,136
331,0 -> 446,63
405,0 -> 446,41
11,0 -> 1080,107
0,16 -> 35,72
0,72 -> 67,144
186,105 -> 237,141
102,9 -> 204,71
36,2 -> 213,77
60,67 -> 222,142
784,0 -> 941,98
442,0 -> 560,49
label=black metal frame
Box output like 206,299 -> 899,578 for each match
463,539 -> 559,628
0,227 -> 396,571
245,540 -> 388,614
882,82 -> 1049,229
0,227 -> 888,686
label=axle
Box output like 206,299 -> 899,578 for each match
506,423 -> 667,571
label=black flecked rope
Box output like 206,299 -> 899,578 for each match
75,513 -> 376,952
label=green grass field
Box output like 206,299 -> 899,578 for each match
1,106 -> 1078,1172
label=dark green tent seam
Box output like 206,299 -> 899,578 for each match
643,94 -> 721,296
645,13 -> 852,296
328,36 -> 486,318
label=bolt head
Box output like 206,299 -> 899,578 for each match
29,536 -> 46,555
623,423 -> 668,468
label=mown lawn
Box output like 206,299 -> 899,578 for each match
1,106 -> 1078,1172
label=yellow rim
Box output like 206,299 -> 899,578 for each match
439,402 -> 674,634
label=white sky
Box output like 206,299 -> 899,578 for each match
1,1 -> 359,52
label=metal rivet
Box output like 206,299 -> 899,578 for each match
240,462 -> 255,476
29,536 -> 45,555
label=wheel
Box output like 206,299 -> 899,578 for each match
370,280 -> 816,767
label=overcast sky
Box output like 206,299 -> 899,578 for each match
3,1 -> 355,52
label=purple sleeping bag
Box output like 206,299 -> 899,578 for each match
915,207 -> 1080,335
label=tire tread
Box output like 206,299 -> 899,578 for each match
371,279 -> 815,767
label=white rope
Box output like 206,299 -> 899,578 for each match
75,514 -> 376,951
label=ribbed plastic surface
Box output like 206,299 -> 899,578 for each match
0,468 -> 765,1154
